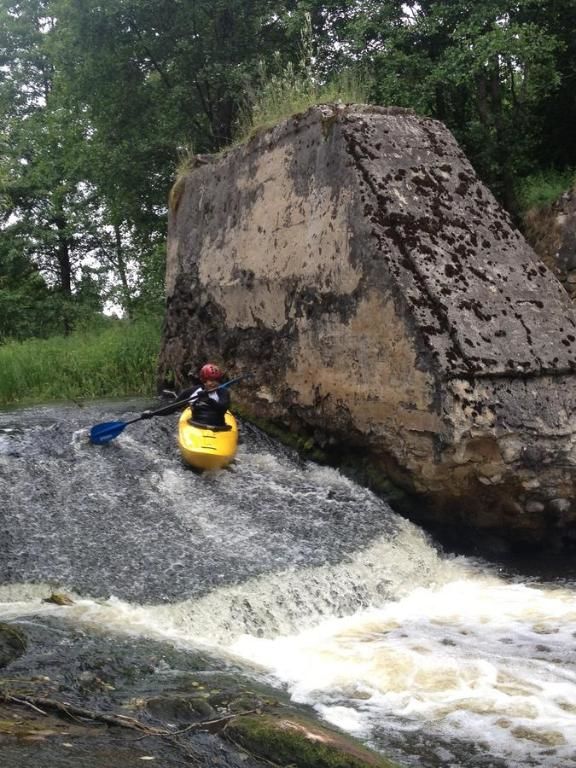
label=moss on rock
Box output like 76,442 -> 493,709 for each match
0,623 -> 27,669
225,712 -> 402,768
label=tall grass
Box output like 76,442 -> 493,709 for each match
0,315 -> 162,406
236,63 -> 372,144
516,167 -> 576,212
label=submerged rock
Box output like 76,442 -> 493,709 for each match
159,104 -> 576,552
43,592 -> 74,606
0,622 -> 27,668
225,712 -> 398,768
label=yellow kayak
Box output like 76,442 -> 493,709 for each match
177,408 -> 238,470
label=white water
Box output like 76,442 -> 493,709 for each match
2,405 -> 576,767
1,544 -> 575,767
231,580 -> 576,766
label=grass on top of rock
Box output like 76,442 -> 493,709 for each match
237,13 -> 371,145
0,315 -> 161,406
174,65 -> 370,186
236,62 -> 371,144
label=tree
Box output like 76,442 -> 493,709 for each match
0,224 -> 67,342
0,0 -> 165,324
0,0 -> 100,330
522,0 -> 576,169
304,0 -> 566,211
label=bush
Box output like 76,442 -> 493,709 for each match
515,168 -> 575,212
0,315 -> 162,405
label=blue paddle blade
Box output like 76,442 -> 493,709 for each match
90,420 -> 128,445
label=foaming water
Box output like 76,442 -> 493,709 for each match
230,580 -> 576,767
1,572 -> 575,767
152,528 -> 469,643
1,402 -> 576,768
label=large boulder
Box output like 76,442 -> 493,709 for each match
158,104 -> 576,551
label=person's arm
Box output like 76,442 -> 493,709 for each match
213,387 -> 230,411
188,385 -> 208,403
141,386 -> 202,419
179,386 -> 199,401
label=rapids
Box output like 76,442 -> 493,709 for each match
1,401 -> 575,768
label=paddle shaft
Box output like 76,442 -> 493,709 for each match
186,374 -> 251,405
90,373 -> 252,445
134,373 -> 252,420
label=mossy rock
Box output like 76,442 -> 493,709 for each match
145,694 -> 216,723
234,408 -> 328,462
227,694 -> 266,713
0,623 -> 27,669
225,713 -> 402,768
234,409 -> 412,511
43,592 -> 74,606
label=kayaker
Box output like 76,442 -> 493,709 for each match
186,363 -> 230,428
141,362 -> 230,427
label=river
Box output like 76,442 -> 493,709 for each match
1,401 -> 575,768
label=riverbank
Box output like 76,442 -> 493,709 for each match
0,316 -> 161,407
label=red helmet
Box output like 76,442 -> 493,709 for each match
199,363 -> 223,382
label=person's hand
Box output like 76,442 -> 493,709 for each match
141,410 -> 153,419
190,389 -> 208,403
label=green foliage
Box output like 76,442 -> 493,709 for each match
0,0 -> 95,300
0,315 -> 161,405
306,0 -> 574,211
51,0 -> 297,153
0,0 -> 169,321
516,168 -> 576,212
1,0 -> 576,337
0,218 -> 110,342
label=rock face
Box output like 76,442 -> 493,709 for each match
523,186 -> 576,301
159,104 -> 576,551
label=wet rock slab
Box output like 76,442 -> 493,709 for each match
0,618 -> 399,768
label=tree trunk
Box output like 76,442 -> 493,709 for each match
54,214 -> 72,297
113,223 -> 133,318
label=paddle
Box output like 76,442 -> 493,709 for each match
89,373 -> 253,445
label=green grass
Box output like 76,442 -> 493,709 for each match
516,167 -> 575,212
237,67 -> 372,144
0,315 -> 162,406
